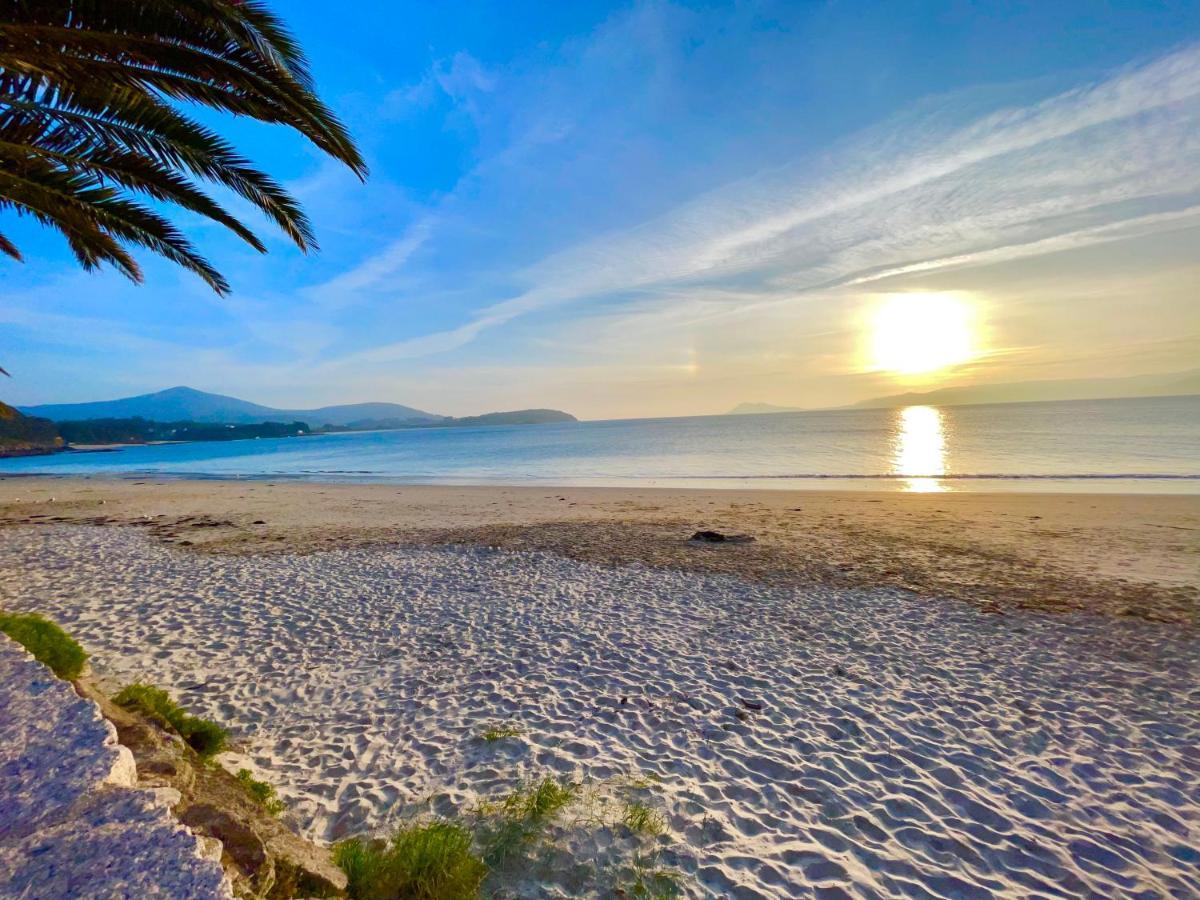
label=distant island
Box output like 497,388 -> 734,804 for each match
0,402 -> 63,457
846,368 -> 1200,409
727,402 -> 806,415
726,367 -> 1200,416
1,387 -> 576,458
318,408 -> 575,431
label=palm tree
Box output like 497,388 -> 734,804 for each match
0,0 -> 367,295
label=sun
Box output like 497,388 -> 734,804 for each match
868,292 -> 977,376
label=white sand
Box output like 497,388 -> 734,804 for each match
2,525 -> 1198,898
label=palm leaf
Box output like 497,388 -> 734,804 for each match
0,0 -> 366,292
0,158 -> 228,292
0,140 -> 266,252
0,86 -> 317,250
0,230 -> 22,261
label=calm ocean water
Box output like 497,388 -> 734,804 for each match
2,395 -> 1197,493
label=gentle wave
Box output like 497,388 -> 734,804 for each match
10,469 -> 1196,483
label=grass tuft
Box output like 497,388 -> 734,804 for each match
621,800 -> 666,837
480,722 -> 523,742
621,853 -> 684,899
236,768 -> 286,816
477,776 -> 578,868
334,821 -> 486,900
333,772 -> 690,897
504,776 -> 576,822
114,683 -> 228,760
0,611 -> 87,679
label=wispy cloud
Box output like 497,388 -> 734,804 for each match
303,218 -> 434,306
5,4 -> 1197,415
347,43 -> 1200,363
381,50 -> 497,120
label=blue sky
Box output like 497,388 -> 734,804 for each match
2,1 -> 1199,418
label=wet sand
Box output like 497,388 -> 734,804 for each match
0,477 -> 1196,623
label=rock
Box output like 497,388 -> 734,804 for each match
149,786 -> 184,808
106,744 -> 139,789
741,698 -> 765,711
197,835 -> 224,864
689,530 -> 756,544
75,676 -> 347,898
0,636 -> 232,899
142,758 -> 181,779
181,805 -> 269,878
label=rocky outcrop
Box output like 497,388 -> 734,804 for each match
0,635 -> 232,898
0,631 -> 346,899
76,680 -> 347,898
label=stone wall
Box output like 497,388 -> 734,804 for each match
0,635 -> 233,898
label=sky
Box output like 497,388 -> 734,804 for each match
2,0 -> 1199,419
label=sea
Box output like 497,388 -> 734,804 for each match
2,395 -> 1197,493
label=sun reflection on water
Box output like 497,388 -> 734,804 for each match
892,405 -> 948,492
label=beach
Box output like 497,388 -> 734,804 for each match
1,477 -> 1196,622
1,478 -> 1198,896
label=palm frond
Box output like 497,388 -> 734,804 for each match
0,159 -> 228,292
0,87 -> 319,250
0,140 -> 266,252
0,229 -> 22,261
0,0 -> 365,292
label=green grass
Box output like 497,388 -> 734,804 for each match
621,854 -> 684,899
500,777 -> 576,822
480,722 -> 523,742
236,769 -> 286,816
334,821 -> 486,900
0,611 -> 87,679
621,800 -> 666,837
113,683 -> 228,760
477,776 -> 578,868
333,773 -> 691,898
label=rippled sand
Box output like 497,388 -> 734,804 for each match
3,526 -> 1197,897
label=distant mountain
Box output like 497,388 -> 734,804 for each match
723,368 -> 1200,417
21,386 -> 441,427
849,368 -> 1200,409
299,402 -> 440,428
448,409 -> 576,427
321,409 -> 577,431
19,386 -> 579,432
727,402 -> 806,415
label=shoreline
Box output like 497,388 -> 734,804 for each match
2,453 -> 1198,494
2,476 -> 1196,624
5,467 -> 1200,486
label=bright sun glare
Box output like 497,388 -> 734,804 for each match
869,293 -> 977,375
